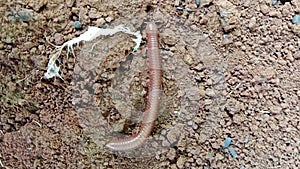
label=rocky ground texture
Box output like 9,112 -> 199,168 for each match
0,0 -> 299,168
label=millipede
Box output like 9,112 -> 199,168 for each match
106,22 -> 162,151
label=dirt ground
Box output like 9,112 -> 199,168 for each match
0,0 -> 299,168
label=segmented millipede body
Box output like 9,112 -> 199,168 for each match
106,22 -> 162,151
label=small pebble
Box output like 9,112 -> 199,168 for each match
215,153 -> 224,160
244,136 -> 249,144
195,0 -> 201,7
9,9 -> 33,22
292,15 -> 300,24
205,88 -> 216,97
223,137 -> 232,148
74,21 -> 82,29
176,7 -> 184,11
228,146 -> 238,158
176,7 -> 194,13
176,156 -> 186,168
105,16 -> 114,23
54,33 -> 64,45
185,8 -> 193,13
272,0 -> 279,6
284,139 -> 291,145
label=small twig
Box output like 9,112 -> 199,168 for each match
44,34 -> 57,48
176,7 -> 194,13
32,120 -> 42,128
0,159 -> 4,168
16,69 -> 38,84
228,82 -> 241,95
227,0 -> 238,5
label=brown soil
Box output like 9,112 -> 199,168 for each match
0,0 -> 299,168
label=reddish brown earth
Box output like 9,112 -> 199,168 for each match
0,0 -> 299,168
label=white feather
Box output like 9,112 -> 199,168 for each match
45,25 -> 142,79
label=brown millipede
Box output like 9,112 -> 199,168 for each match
106,22 -> 162,151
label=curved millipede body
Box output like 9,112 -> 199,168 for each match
106,22 -> 162,151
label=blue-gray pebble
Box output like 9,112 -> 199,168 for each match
292,15 -> 300,24
228,146 -> 238,158
223,137 -> 232,148
272,0 -> 279,6
74,21 -> 82,29
195,0 -> 201,7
